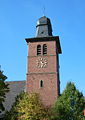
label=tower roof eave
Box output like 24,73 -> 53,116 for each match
25,36 -> 62,54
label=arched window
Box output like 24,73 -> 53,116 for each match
43,44 -> 47,55
40,80 -> 43,88
37,45 -> 41,55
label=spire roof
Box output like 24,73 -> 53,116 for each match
36,16 -> 52,37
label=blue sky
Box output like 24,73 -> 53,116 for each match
0,0 -> 85,95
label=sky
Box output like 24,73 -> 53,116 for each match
0,0 -> 85,96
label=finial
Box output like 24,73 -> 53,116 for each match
43,6 -> 46,16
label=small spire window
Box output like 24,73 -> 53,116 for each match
43,44 -> 47,55
40,80 -> 43,88
37,45 -> 41,55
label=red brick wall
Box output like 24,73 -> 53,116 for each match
28,41 -> 57,56
26,74 -> 59,106
28,56 -> 57,73
26,40 -> 60,107
84,109 -> 85,116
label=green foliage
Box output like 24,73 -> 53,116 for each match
50,82 -> 85,120
4,81 -> 85,120
5,92 -> 48,120
0,70 -> 9,113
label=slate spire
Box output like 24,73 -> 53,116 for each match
36,16 -> 52,37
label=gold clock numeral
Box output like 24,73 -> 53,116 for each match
36,58 -> 48,68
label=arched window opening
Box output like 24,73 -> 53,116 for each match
40,80 -> 43,88
37,45 -> 41,55
43,44 -> 47,55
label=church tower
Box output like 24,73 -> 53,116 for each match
25,16 -> 62,106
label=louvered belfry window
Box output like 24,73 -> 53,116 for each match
37,45 -> 41,55
43,44 -> 47,55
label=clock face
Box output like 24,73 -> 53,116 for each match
36,58 -> 48,68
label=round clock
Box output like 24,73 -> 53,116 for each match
36,58 -> 48,68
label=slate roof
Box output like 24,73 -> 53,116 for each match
0,80 -> 26,118
36,16 -> 52,37
4,80 -> 26,111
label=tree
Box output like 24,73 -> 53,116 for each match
5,92 -> 48,120
50,82 -> 85,120
0,69 -> 9,113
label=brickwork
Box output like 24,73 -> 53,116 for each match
26,73 -> 59,106
28,41 -> 57,56
26,40 -> 60,106
84,109 -> 85,116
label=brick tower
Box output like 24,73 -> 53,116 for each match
25,16 -> 62,107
